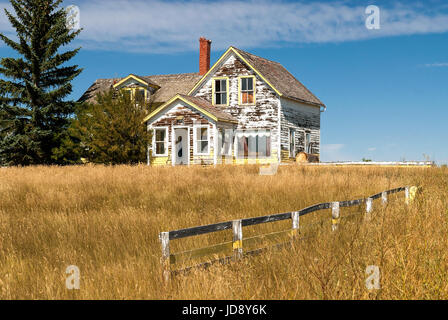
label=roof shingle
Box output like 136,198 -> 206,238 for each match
232,47 -> 325,107
79,73 -> 202,104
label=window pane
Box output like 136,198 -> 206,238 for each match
247,78 -> 253,91
247,93 -> 254,103
215,93 -> 221,105
242,92 -> 247,104
215,80 -> 221,92
221,93 -> 227,105
248,136 -> 257,157
242,78 -> 247,91
156,142 -> 165,155
201,141 -> 208,153
221,80 -> 226,91
156,129 -> 165,142
258,135 -> 271,157
200,127 -> 207,140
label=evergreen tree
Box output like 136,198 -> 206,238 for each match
61,90 -> 151,165
0,0 -> 82,165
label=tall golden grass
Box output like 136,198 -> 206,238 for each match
0,165 -> 447,299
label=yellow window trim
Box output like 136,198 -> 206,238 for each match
122,87 -> 149,101
188,47 -> 283,97
212,77 -> 230,106
113,74 -> 159,89
238,75 -> 256,105
142,94 -> 238,124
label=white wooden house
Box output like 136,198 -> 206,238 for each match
80,38 -> 326,166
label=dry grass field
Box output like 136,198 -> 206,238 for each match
0,164 -> 447,299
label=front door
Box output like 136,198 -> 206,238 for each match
174,128 -> 188,165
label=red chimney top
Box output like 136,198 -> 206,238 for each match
199,37 -> 212,76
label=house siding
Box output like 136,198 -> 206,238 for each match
148,102 -> 216,166
193,53 -> 281,164
280,97 -> 321,162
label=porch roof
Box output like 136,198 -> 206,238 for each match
143,94 -> 238,124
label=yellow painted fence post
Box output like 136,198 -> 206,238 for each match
331,202 -> 340,231
232,220 -> 243,259
405,186 -> 418,205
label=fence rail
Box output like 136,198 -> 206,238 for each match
159,186 -> 418,281
305,161 -> 435,167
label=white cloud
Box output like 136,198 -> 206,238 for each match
425,63 -> 448,67
1,1 -> 448,53
368,147 -> 377,152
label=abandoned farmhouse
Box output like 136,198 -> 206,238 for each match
80,38 -> 326,166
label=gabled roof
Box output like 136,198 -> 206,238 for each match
189,46 -> 325,108
113,74 -> 160,89
79,73 -> 202,104
143,94 -> 238,124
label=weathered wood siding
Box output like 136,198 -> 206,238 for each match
147,102 -> 216,166
193,53 -> 281,164
280,97 -> 321,161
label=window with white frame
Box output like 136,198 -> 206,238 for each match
236,130 -> 271,159
195,126 -> 209,154
154,128 -> 167,156
213,78 -> 228,105
240,77 -> 255,104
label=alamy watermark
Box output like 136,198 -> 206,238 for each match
65,5 -> 81,31
66,265 -> 80,290
365,265 -> 381,290
365,5 -> 381,30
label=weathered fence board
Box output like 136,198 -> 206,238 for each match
160,186 -> 417,279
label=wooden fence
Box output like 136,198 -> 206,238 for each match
159,186 -> 418,281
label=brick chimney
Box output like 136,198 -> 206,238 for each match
199,37 -> 212,76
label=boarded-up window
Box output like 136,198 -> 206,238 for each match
240,77 -> 254,104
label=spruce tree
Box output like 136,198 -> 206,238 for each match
0,0 -> 82,165
62,90 -> 151,165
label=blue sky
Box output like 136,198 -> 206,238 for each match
1,0 -> 447,163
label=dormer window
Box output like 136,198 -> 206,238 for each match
123,87 -> 148,102
113,75 -> 158,104
213,77 -> 228,106
239,76 -> 255,105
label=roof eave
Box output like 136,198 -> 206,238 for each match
282,95 -> 326,109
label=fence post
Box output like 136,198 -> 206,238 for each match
159,232 -> 170,283
405,186 -> 418,205
232,220 -> 243,259
405,186 -> 409,205
365,197 -> 373,220
291,211 -> 300,238
331,202 -> 340,231
381,191 -> 387,205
